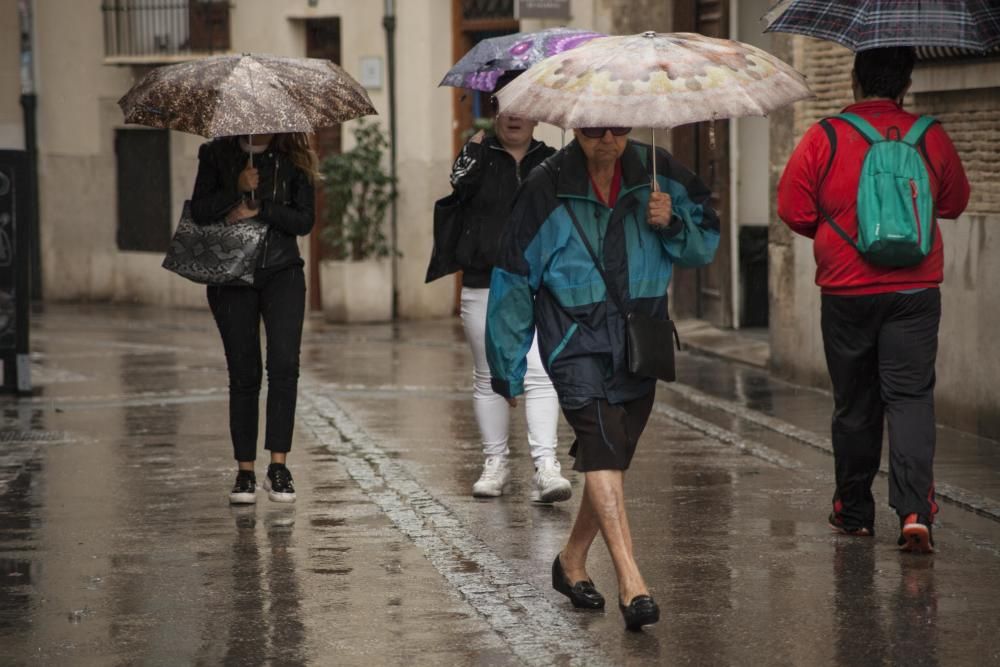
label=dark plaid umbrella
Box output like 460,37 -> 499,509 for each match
764,0 -> 1000,52
439,27 -> 604,92
119,53 -> 376,138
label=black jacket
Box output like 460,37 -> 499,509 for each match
449,135 -> 555,287
190,138 -> 315,275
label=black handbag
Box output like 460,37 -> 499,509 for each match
425,192 -> 463,283
162,201 -> 268,286
562,203 -> 681,383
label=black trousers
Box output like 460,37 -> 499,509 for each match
821,288 -> 941,528
208,265 -> 306,462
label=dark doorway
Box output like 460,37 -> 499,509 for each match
305,18 -> 343,311
670,0 -> 734,328
115,129 -> 171,253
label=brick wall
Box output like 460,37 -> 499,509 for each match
911,89 -> 1000,216
793,38 -> 853,135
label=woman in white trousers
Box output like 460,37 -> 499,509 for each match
447,71 -> 570,502
460,287 -> 569,502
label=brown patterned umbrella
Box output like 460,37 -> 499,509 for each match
118,53 -> 376,138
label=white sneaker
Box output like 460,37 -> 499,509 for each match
531,458 -> 572,503
472,455 -> 510,498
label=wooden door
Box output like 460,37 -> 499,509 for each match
670,0 -> 733,327
450,0 -> 519,154
305,19 -> 343,311
448,0 -> 519,312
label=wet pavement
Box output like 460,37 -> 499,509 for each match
2,304 -> 1000,666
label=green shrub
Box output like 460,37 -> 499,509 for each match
320,119 -> 397,261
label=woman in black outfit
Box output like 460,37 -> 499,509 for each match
190,132 -> 317,505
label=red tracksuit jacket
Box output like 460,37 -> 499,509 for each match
778,100 -> 970,295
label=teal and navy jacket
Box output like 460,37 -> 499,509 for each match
486,140 -> 720,409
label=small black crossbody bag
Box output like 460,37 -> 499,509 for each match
561,202 -> 681,383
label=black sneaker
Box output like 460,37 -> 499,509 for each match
229,470 -> 257,505
828,511 -> 874,537
264,463 -> 296,503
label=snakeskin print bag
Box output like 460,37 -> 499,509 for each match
161,201 -> 267,286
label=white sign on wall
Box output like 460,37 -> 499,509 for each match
359,56 -> 383,90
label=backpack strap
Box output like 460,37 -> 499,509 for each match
816,118 -> 859,251
903,115 -> 938,147
835,112 -> 885,145
818,119 -> 838,187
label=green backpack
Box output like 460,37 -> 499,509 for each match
818,113 -> 937,268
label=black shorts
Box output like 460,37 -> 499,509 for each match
564,392 -> 655,472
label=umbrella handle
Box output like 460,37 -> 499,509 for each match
650,129 -> 658,190
247,136 -> 256,204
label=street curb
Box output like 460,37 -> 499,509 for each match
661,382 -> 1000,524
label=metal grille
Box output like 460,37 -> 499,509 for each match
462,0 -> 514,21
916,45 -> 1000,61
101,0 -> 231,60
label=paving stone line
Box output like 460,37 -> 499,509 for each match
300,391 -> 614,667
6,387 -> 230,408
652,403 -> 802,471
662,383 -> 1000,522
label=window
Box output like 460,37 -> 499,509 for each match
102,0 -> 231,61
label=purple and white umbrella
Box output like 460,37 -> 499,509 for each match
439,27 -> 605,92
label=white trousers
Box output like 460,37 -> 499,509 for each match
460,287 -> 559,463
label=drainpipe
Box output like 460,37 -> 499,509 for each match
18,0 -> 41,304
383,0 -> 399,318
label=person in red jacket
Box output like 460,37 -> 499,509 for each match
778,47 -> 969,553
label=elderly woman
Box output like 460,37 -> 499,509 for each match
486,127 -> 719,630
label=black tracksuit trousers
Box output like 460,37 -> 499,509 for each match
821,288 -> 941,530
208,265 -> 306,462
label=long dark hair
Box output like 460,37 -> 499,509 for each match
273,132 -> 320,184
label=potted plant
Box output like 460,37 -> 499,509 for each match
319,119 -> 397,323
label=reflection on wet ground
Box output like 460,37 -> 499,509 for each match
0,305 -> 998,665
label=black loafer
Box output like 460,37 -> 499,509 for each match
619,595 -> 660,631
551,554 -> 605,609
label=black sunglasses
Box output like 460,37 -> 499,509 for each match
580,127 -> 631,139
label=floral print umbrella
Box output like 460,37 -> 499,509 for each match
439,27 -> 605,92
495,31 -> 812,129
119,53 -> 376,138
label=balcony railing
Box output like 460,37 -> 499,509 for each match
462,0 -> 515,21
101,0 -> 231,64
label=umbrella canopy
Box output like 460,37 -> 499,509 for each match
495,32 -> 812,129
764,0 -> 1000,52
119,53 -> 376,138
439,27 -> 605,92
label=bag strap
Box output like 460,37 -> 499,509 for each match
902,115 -> 938,147
816,119 -> 860,251
561,201 -> 629,315
835,112 -> 885,144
